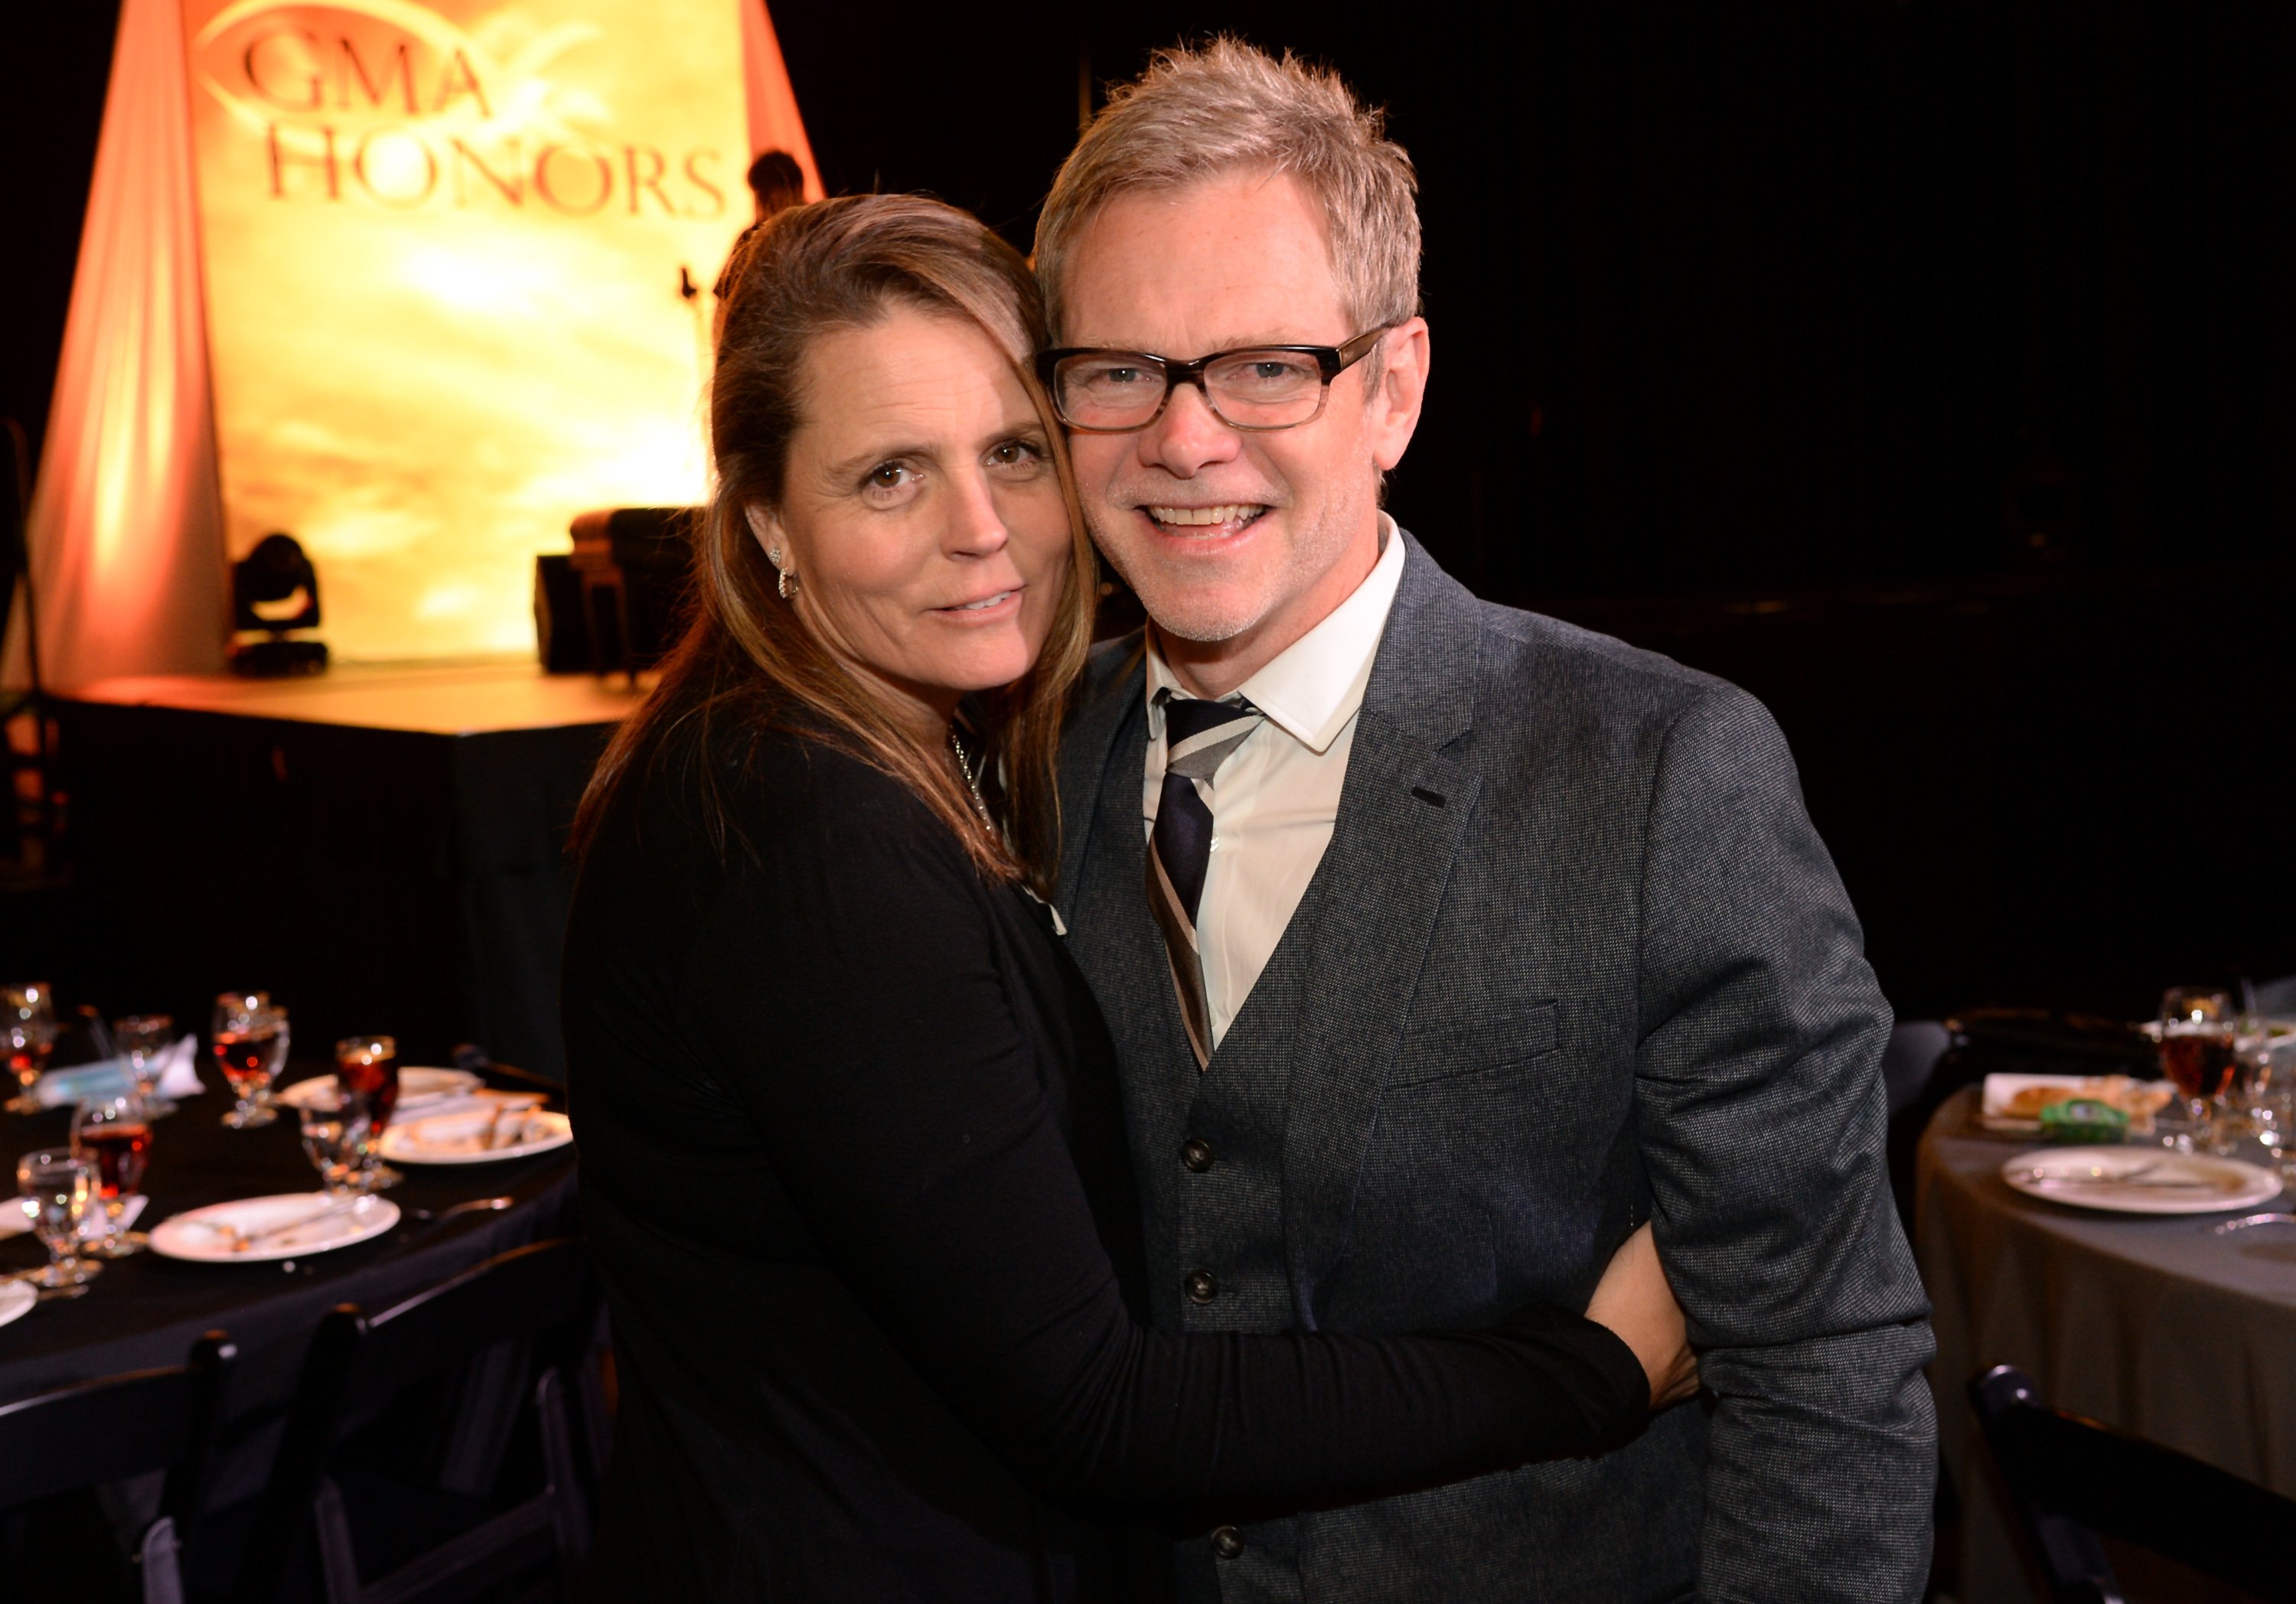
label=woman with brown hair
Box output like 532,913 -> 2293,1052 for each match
561,194 -> 1694,1600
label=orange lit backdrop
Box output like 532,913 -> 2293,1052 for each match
185,0 -> 756,661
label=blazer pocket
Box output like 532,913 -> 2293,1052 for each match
1388,999 -> 1561,1091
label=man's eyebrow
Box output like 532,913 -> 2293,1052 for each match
1066,333 -> 1322,355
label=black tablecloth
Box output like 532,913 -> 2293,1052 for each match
0,1067 -> 579,1502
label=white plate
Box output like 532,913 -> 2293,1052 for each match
0,1280 -> 34,1330
2001,1146 -> 2283,1215
276,1068 -> 481,1112
378,1108 -> 572,1166
149,1193 -> 400,1262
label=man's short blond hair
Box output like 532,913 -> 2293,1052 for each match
1034,37 -> 1420,346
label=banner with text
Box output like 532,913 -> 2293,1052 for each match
183,0 -> 754,660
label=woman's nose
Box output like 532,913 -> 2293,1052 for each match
944,468 -> 1010,555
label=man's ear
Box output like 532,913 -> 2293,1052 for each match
1369,316 -> 1430,474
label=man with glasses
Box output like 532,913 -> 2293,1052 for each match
1042,39 -> 1936,1604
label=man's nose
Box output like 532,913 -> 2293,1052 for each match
1134,380 -> 1242,478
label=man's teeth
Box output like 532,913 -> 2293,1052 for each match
1146,504 -> 1264,527
955,591 -> 1014,611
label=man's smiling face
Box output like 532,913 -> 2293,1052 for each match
1058,168 -> 1427,690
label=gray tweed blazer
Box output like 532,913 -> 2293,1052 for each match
1055,531 -> 1936,1604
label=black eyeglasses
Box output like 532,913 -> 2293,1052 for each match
1035,328 -> 1388,434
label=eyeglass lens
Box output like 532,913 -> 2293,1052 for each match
1055,349 -> 1332,431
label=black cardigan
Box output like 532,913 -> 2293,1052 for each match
563,725 -> 1645,1602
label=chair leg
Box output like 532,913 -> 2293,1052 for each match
313,1476 -> 365,1604
536,1369 -> 592,1593
139,1515 -> 187,1604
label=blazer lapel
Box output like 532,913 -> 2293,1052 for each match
1056,634 -> 1146,913
1280,533 -> 1486,1319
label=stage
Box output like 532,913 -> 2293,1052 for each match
55,663 -> 651,1081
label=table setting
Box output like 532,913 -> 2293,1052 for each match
1,981 -> 579,1418
1916,985 -> 2296,1604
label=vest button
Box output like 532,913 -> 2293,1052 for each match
1184,1269 -> 1218,1305
1181,1137 -> 1214,1172
1211,1524 -> 1244,1560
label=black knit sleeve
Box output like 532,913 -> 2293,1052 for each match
682,749 -> 1649,1504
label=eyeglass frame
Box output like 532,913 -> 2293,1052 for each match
1033,328 -> 1390,435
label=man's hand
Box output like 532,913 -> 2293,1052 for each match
1586,1223 -> 1700,1408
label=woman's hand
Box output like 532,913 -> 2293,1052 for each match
1585,1222 -> 1699,1409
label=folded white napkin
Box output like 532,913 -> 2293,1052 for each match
33,1034 -> 204,1110
0,1193 -> 148,1241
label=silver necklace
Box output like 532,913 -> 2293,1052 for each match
948,729 -> 994,833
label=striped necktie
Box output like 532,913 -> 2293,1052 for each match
1147,690 -> 1264,1069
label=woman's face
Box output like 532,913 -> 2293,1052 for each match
749,307 -> 1071,732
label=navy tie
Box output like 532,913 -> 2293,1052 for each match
1147,690 -> 1264,1068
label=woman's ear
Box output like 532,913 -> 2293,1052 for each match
743,502 -> 782,556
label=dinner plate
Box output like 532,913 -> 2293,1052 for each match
2001,1146 -> 2282,1215
0,1280 -> 34,1330
149,1193 -> 400,1263
377,1107 -> 572,1166
276,1068 -> 481,1112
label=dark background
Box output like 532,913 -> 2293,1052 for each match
5,2 -> 2293,1021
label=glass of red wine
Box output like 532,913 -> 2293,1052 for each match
15,1149 -> 100,1289
4,983 -> 59,1116
212,993 -> 289,1129
335,1035 -> 403,1192
70,1092 -> 152,1258
2159,987 -> 2237,1149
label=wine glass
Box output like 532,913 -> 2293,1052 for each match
4,983 -> 58,1116
114,1013 -> 178,1117
15,1149 -> 101,1289
70,1093 -> 152,1257
298,1098 -> 370,1197
212,993 -> 289,1129
335,1035 -> 403,1192
2159,987 -> 2237,1149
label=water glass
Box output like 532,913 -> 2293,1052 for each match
15,1149 -> 101,1289
298,1100 -> 371,1196
334,1035 -> 403,1192
212,993 -> 289,1129
70,1093 -> 152,1258
4,983 -> 58,1116
114,1013 -> 178,1117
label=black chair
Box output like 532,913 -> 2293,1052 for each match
0,1330 -> 236,1603
1968,1364 -> 2296,1602
236,1238 -> 598,1604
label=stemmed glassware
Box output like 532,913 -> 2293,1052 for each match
15,1149 -> 101,1290
70,1092 -> 152,1257
334,1035 -> 403,1192
298,1100 -> 369,1196
2158,987 -> 2238,1151
4,983 -> 59,1116
212,993 -> 289,1129
114,1013 -> 178,1117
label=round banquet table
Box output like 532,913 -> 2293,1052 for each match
0,1066 -> 578,1508
1916,1084 -> 2296,1604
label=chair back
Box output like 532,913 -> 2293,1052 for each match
238,1238 -> 594,1602
1968,1364 -> 2296,1603
0,1332 -> 235,1516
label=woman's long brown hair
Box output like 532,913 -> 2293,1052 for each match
569,195 -> 1096,895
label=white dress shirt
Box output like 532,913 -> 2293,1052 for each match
1143,516 -> 1407,1053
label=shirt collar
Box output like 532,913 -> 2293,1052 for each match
1145,513 -> 1407,754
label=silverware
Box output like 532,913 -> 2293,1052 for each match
2213,1212 -> 2296,1234
2011,1166 -> 2223,1192
407,1195 -> 514,1223
191,1197 -> 368,1253
482,1098 -> 543,1152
